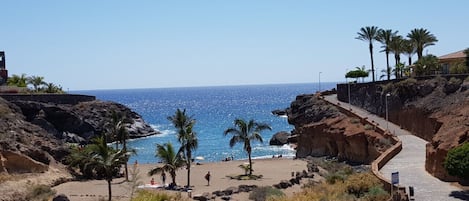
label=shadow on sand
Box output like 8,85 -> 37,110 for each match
449,190 -> 469,200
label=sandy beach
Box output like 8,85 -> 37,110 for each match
53,158 -> 319,201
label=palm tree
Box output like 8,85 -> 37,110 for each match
44,82 -> 64,93
402,39 -> 416,66
389,35 -> 404,78
407,28 -> 438,60
87,136 -> 129,201
108,111 -> 131,181
224,118 -> 271,176
167,109 -> 198,188
356,26 -> 379,82
376,29 -> 398,80
149,143 -> 185,187
7,73 -> 28,87
27,76 -> 46,92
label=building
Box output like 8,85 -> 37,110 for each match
438,49 -> 468,74
0,52 -> 7,85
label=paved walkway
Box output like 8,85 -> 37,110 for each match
324,94 -> 463,201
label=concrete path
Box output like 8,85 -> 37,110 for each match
324,94 -> 463,201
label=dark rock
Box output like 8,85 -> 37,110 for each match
221,196 -> 231,200
279,180 -> 291,189
269,131 -> 290,146
225,186 -> 238,194
213,190 -> 224,196
53,194 -> 70,201
273,183 -> 281,189
272,109 -> 287,116
193,193 -> 209,201
290,177 -> 300,185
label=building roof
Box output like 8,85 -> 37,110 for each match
438,50 -> 467,60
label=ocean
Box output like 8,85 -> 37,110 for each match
76,82 -> 337,163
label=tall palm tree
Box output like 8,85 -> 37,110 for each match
224,118 -> 271,176
167,109 -> 198,188
109,111 -> 131,181
407,28 -> 438,60
27,76 -> 46,92
389,35 -> 404,78
87,136 -> 129,201
356,26 -> 379,82
402,39 -> 416,66
376,29 -> 398,80
149,143 -> 185,187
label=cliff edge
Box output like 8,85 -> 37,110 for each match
287,94 -> 393,164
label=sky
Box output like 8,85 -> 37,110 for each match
1,0 -> 468,90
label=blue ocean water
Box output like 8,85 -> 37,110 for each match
77,83 -> 336,163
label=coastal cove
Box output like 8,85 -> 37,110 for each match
76,83 -> 336,163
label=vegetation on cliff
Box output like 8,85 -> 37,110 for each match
444,142 -> 469,180
6,74 -> 64,94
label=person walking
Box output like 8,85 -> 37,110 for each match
205,171 -> 211,186
161,172 -> 166,185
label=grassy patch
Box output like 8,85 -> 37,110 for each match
26,184 -> 56,201
131,190 -> 188,201
249,186 -> 284,201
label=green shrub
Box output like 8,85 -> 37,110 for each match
444,142 -> 469,179
345,173 -> 381,198
249,186 -> 284,201
448,77 -> 462,86
349,118 -> 360,124
364,124 -> 374,130
363,186 -> 389,201
326,172 -> 346,184
26,184 -> 56,201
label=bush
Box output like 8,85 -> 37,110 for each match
350,118 -> 360,124
249,186 -> 284,201
364,124 -> 374,130
132,190 -> 187,201
444,142 -> 469,179
345,172 -> 380,197
363,186 -> 389,201
26,184 -> 56,201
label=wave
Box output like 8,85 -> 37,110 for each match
253,144 -> 296,151
150,124 -> 176,137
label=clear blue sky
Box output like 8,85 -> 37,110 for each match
2,1 -> 468,90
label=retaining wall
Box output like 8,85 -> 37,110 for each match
0,94 -> 95,105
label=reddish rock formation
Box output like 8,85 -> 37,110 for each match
288,94 -> 392,164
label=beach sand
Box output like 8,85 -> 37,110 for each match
53,158 -> 320,201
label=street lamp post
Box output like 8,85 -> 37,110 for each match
318,72 -> 322,92
385,93 -> 391,130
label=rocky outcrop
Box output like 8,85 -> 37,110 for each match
8,99 -> 158,144
0,97 -> 68,173
269,131 -> 290,146
287,94 -> 392,164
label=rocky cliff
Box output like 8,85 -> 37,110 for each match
287,94 -> 393,164
8,99 -> 158,144
338,76 -> 469,182
0,96 -> 157,172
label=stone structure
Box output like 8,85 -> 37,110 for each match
0,51 -> 7,85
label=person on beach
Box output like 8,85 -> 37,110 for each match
161,172 -> 166,185
205,171 -> 211,186
150,178 -> 155,185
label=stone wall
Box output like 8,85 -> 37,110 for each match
0,94 -> 95,105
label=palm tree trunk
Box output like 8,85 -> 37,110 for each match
187,150 -> 191,188
123,142 -> 129,181
386,51 -> 390,80
369,43 -> 375,82
171,171 -> 176,186
247,147 -> 253,176
107,179 -> 112,201
408,56 -> 412,66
